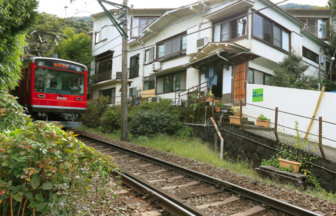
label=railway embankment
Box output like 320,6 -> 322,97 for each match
74,129 -> 336,216
190,123 -> 336,192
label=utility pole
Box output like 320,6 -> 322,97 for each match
96,0 -> 128,141
121,0 -> 128,141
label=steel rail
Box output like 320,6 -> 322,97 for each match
77,131 -> 322,216
112,169 -> 204,216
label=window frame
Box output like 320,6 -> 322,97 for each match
213,12 -> 248,43
95,51 -> 113,75
252,11 -> 291,53
131,16 -> 159,38
144,47 -> 155,65
298,17 -> 329,39
156,32 -> 187,61
302,47 -> 319,64
158,71 -> 185,94
248,68 -> 272,85
129,54 -> 140,79
143,76 -> 155,91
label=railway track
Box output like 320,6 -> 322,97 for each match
76,131 -> 322,216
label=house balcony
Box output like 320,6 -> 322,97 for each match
93,71 -> 112,83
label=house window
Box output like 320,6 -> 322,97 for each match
248,68 -> 272,85
248,69 -> 254,83
131,16 -> 158,38
299,18 -> 328,39
95,51 -> 113,82
214,16 -> 247,42
129,54 -> 139,78
163,73 -> 181,93
95,32 -> 100,44
157,33 -> 187,59
145,47 -> 154,64
99,88 -> 116,104
143,76 -> 155,90
303,47 -> 319,64
95,26 -> 108,44
129,87 -> 137,97
252,12 -> 290,52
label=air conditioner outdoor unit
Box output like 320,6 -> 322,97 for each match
197,37 -> 209,49
152,62 -> 161,71
116,72 -> 122,79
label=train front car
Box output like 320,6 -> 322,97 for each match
28,57 -> 87,127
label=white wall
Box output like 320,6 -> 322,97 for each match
243,84 -> 336,148
186,67 -> 199,89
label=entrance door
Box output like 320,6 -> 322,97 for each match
233,62 -> 247,104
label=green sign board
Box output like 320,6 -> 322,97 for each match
252,88 -> 263,102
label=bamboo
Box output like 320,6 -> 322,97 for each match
304,86 -> 325,139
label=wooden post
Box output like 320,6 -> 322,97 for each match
274,107 -> 279,143
239,100 -> 243,129
319,117 -> 326,159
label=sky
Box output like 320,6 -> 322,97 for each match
37,0 -> 329,18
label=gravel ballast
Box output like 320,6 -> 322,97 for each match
77,130 -> 336,216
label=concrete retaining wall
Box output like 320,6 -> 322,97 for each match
191,124 -> 336,192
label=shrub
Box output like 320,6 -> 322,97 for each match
177,126 -> 193,138
130,99 -> 181,120
100,106 -> 121,133
130,110 -> 181,136
81,96 -> 109,128
0,121 -> 114,215
0,91 -> 30,131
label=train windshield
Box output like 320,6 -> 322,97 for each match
34,67 -> 84,95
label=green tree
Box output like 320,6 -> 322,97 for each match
25,13 -> 93,57
54,27 -> 92,68
269,52 -> 312,89
0,0 -> 38,90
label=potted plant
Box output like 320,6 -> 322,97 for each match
278,158 -> 301,173
256,114 -> 270,128
232,106 -> 240,116
215,102 -> 223,113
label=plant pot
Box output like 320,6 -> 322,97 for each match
229,116 -> 240,125
215,106 -> 221,112
233,111 -> 240,117
256,119 -> 270,128
278,158 -> 301,173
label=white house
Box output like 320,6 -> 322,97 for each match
90,0 -> 331,105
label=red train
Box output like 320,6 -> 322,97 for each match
14,57 -> 87,127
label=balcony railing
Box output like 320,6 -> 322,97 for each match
93,71 -> 112,83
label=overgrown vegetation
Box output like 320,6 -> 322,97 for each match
0,0 -> 38,90
54,27 -> 92,69
81,96 -> 110,128
0,93 -> 115,215
130,110 -> 180,136
100,106 -> 121,133
82,98 -> 183,136
269,52 -> 319,89
262,122 -> 322,189
25,12 -> 93,59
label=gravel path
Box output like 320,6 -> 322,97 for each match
77,130 -> 336,216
